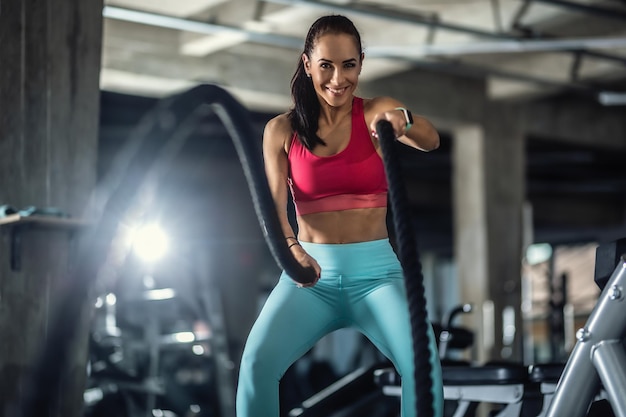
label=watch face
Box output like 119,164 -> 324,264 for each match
396,107 -> 413,128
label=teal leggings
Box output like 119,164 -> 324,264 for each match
236,238 -> 443,417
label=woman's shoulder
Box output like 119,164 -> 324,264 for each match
265,112 -> 292,134
362,96 -> 403,113
264,112 -> 295,151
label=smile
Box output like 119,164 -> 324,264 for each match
326,87 -> 347,95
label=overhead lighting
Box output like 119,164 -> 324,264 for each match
105,293 -> 117,306
144,288 -> 176,301
526,243 -> 553,265
597,91 -> 626,106
173,332 -> 195,343
129,224 -> 169,263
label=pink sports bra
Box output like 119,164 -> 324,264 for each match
287,96 -> 388,216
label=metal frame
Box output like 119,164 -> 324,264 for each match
545,257 -> 626,417
378,256 -> 626,417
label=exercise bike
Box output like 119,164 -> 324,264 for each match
376,238 -> 626,417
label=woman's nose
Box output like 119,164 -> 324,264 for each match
331,68 -> 345,85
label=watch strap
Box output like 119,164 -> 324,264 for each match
395,107 -> 413,132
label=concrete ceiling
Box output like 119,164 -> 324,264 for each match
100,0 -> 626,111
98,0 -> 626,256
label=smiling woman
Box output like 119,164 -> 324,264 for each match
235,14 -> 443,417
301,32 -> 362,114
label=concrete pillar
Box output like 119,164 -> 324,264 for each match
452,104 -> 526,363
0,0 -> 103,416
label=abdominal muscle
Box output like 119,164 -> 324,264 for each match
296,207 -> 388,244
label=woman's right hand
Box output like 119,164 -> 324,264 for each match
290,245 -> 321,287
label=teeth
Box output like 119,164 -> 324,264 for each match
328,87 -> 345,94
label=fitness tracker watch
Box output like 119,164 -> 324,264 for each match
395,107 -> 413,132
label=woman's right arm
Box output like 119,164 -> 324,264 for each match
262,116 -> 321,285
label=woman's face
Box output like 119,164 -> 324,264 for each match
303,33 -> 363,108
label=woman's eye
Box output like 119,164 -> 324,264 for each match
320,63 -> 331,69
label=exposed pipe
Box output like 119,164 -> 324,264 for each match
529,0 -> 626,21
366,36 -> 626,57
102,6 -> 303,50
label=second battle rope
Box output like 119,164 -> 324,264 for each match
377,119 -> 435,417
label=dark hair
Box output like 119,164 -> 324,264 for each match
287,15 -> 363,150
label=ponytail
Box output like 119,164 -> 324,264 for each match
288,60 -> 324,150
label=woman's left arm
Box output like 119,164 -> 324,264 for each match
368,96 -> 440,152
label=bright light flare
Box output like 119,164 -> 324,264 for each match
174,332 -> 195,343
526,243 -> 552,265
130,224 -> 168,262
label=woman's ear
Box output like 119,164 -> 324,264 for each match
302,53 -> 310,74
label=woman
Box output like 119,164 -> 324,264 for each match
236,14 -> 443,417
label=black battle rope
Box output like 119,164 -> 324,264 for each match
376,120 -> 435,417
20,84 -> 315,417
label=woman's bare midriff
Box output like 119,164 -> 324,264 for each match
296,207 -> 388,244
